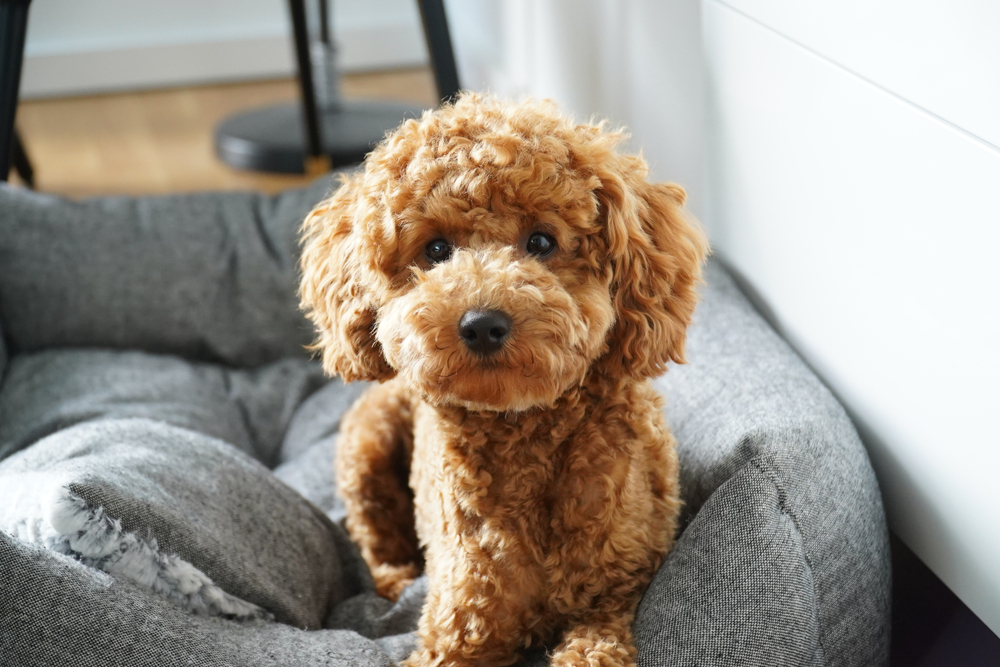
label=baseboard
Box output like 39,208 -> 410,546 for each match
20,23 -> 428,99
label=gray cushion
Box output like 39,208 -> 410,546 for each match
0,418 -> 347,630
641,261 -> 890,666
0,180 -> 330,367
0,531 -> 395,667
0,350 -> 327,465
0,182 -> 889,666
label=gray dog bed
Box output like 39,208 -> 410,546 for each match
0,179 -> 889,666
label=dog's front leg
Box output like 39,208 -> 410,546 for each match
403,541 -> 541,667
336,378 -> 422,601
550,605 -> 639,667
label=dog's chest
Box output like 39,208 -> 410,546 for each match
410,399 -> 641,555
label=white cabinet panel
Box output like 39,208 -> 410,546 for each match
715,0 -> 1000,148
704,0 -> 1000,634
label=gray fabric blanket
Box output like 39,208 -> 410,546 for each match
0,180 -> 890,666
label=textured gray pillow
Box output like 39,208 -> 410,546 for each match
0,179 -> 331,367
0,531 -> 395,667
0,346 -> 420,665
0,350 -> 327,464
639,261 -> 890,666
0,417 -> 352,629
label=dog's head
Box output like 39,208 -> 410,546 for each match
300,94 -> 707,412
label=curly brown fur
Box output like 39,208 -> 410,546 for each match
301,93 -> 707,667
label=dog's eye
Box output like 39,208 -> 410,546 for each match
424,238 -> 453,264
526,232 -> 557,257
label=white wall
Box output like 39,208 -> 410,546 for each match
20,0 -> 427,98
702,0 -> 1000,635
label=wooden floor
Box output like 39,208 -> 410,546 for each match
10,67 -> 438,198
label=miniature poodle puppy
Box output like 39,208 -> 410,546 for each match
300,93 -> 707,667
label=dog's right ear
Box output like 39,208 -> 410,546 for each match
299,175 -> 396,382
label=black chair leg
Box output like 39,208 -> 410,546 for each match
214,0 -> 458,174
0,0 -> 32,183
417,0 -> 462,104
11,127 -> 32,187
287,0 -> 325,171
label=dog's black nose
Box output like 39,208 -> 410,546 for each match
459,309 -> 512,356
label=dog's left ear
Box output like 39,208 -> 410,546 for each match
595,160 -> 708,378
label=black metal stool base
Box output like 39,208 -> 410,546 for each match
214,100 -> 428,174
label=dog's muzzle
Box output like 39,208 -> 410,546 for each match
458,309 -> 512,356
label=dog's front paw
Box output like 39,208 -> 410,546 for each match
371,562 -> 420,601
551,617 -> 637,667
550,639 -> 634,667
